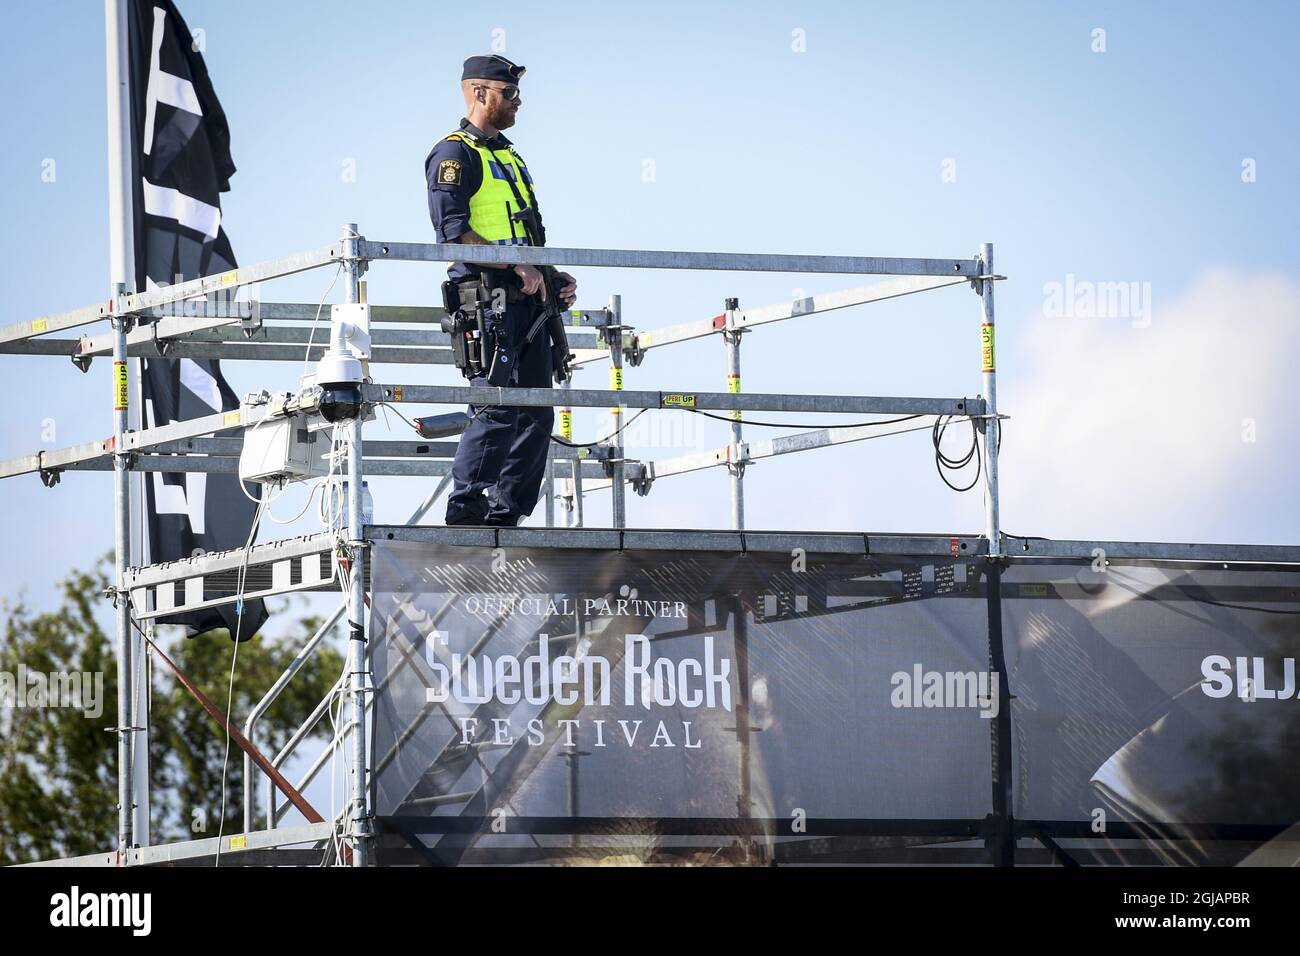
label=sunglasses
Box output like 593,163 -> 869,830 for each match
476,83 -> 520,102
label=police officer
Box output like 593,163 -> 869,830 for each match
425,54 -> 578,527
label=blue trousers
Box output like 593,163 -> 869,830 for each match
446,299 -> 554,526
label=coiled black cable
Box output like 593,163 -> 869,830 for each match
933,415 -> 1001,492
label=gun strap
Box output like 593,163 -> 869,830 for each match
487,147 -> 543,244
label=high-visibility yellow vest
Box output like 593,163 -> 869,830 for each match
441,131 -> 539,245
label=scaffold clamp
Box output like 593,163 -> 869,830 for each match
240,302 -> 263,338
630,462 -> 655,496
71,338 -> 93,373
151,320 -> 174,357
625,336 -> 646,367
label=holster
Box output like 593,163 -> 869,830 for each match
440,274 -> 512,384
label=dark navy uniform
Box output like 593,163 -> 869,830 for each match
426,82 -> 558,526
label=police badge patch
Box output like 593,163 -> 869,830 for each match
437,159 -> 463,185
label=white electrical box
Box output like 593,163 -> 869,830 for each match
238,415 -> 330,484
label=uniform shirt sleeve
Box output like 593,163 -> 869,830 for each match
424,138 -> 481,242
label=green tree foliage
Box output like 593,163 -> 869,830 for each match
0,554 -> 344,865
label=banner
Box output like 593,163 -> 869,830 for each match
128,0 -> 267,639
368,541 -> 1299,865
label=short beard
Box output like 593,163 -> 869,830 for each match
491,103 -> 516,130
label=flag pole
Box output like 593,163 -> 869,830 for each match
105,0 -> 132,290
105,0 -> 138,855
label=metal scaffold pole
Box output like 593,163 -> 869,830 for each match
342,224 -> 372,865
558,381 -> 577,526
723,297 -> 752,858
978,242 -> 1001,556
724,297 -> 745,531
975,241 -> 1012,864
105,0 -> 135,856
607,294 -> 626,529
732,595 -> 753,862
111,298 -> 134,855
544,450 -> 555,526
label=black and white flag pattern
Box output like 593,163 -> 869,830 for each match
129,0 -> 267,639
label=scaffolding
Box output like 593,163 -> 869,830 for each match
5,228 -> 1298,867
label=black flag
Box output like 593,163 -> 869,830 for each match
127,0 -> 267,640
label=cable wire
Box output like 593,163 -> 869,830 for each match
550,407 -> 648,447
932,415 -> 1002,493
302,263 -> 344,376
380,401 -> 420,432
214,490 -> 268,866
265,481 -> 321,525
681,403 -> 1005,496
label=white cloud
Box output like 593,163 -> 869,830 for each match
1001,268 -> 1300,543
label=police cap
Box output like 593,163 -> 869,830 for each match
461,54 -> 526,84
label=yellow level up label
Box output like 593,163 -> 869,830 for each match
662,393 -> 696,408
981,323 -> 995,372
113,362 -> 129,410
609,367 -> 623,390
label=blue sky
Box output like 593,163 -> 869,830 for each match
3,1 -> 1299,614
